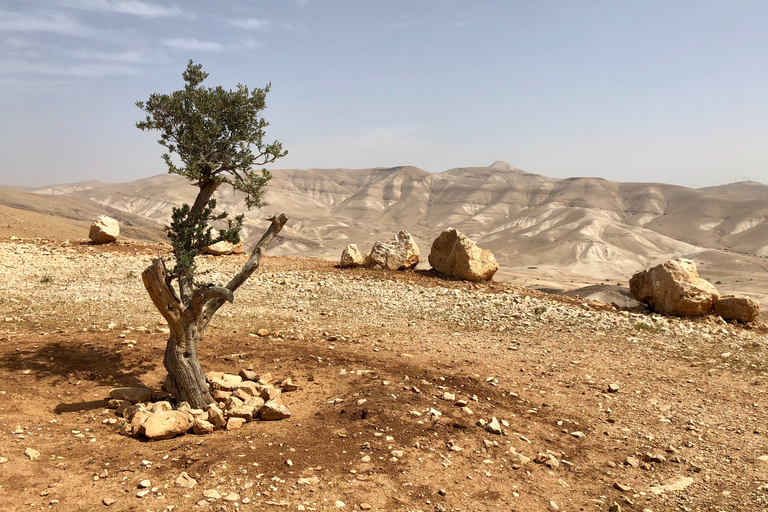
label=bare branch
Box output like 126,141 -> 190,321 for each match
191,285 -> 234,319
201,213 -> 288,326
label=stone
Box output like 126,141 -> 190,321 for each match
608,383 -> 620,393
364,231 -> 420,270
89,215 -> 119,244
428,228 -> 498,281
102,497 -> 116,506
201,230 -> 243,255
298,476 -> 320,485
340,244 -> 365,268
629,259 -> 719,316
138,479 -> 151,489
260,386 -> 282,402
548,501 -> 560,512
223,493 -> 240,502
176,471 -> 197,489
359,504 -> 372,510
228,405 -> 255,422
24,447 -> 40,460
335,501 -> 346,508
613,482 -> 632,492
260,400 -> 292,420
233,388 -> 252,401
226,417 -> 246,430
203,489 -> 221,499
714,294 -> 760,322
205,404 -> 226,428
256,329 -> 270,337
109,387 -> 153,404
192,418 -> 215,435
239,369 -> 258,381
650,475 -> 694,494
485,417 -> 503,435
281,378 -> 298,391
148,401 -> 172,414
141,411 -> 193,440
625,456 -> 641,468
212,389 -> 232,402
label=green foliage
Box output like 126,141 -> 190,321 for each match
136,61 -> 285,281
166,199 -> 244,280
136,60 -> 285,208
39,275 -> 52,284
125,271 -> 137,280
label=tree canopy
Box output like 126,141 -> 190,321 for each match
136,60 -> 287,283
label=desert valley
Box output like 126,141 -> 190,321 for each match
1,163 -> 768,511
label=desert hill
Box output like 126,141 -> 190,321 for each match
5,161 -> 768,301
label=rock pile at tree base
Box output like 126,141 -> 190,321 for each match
109,370 -> 294,440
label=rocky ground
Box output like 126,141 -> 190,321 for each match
2,237 -> 768,512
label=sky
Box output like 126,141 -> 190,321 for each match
0,0 -> 766,188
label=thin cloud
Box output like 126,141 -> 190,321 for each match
162,38 -> 222,52
71,49 -> 148,63
0,58 -> 139,77
230,18 -> 273,31
60,0 -> 182,18
0,10 -> 105,39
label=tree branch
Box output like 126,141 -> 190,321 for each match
191,285 -> 233,319
201,213 -> 288,327
142,259 -> 183,332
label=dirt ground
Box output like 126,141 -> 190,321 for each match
2,238 -> 768,512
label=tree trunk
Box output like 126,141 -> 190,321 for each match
141,214 -> 288,409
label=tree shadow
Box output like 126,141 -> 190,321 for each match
0,339 -> 159,388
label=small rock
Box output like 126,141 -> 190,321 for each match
548,501 -> 560,512
223,493 -> 240,502
335,500 -> 346,508
24,448 -> 40,460
257,329 -> 270,337
608,383 -> 620,393
613,482 -> 632,492
359,504 -> 372,511
260,401 -> 292,421
625,456 -> 641,467
485,417 -> 503,435
203,489 -> 222,499
175,472 -> 197,489
102,497 -> 116,506
138,480 -> 151,489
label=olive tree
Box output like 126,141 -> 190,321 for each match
136,60 -> 287,408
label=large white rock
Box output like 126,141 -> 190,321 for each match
202,230 -> 243,255
364,231 -> 419,270
89,215 -> 119,244
428,228 -> 498,281
629,259 -> 719,316
339,244 -> 364,268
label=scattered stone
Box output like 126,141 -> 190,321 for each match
175,472 -> 197,488
102,497 -> 116,506
257,329 -> 270,337
205,404 -> 226,428
607,383 -> 620,393
223,493 -> 240,502
138,480 -> 151,489
240,369 -> 258,381
359,504 -> 372,510
625,456 -> 641,468
89,215 -> 119,244
548,500 -> 560,512
340,244 -> 365,268
613,482 -> 632,492
203,489 -> 222,500
428,228 -> 498,281
335,500 -> 346,508
24,448 -> 40,460
629,259 -> 719,316
650,475 -> 694,494
281,378 -> 298,391
298,476 -> 320,485
485,417 -> 503,435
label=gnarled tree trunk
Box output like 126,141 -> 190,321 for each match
142,214 -> 288,409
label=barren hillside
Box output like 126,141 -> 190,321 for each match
15,161 -> 768,302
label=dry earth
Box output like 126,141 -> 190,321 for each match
2,236 -> 768,512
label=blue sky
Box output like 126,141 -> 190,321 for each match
0,0 -> 766,188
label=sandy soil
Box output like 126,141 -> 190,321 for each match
2,237 -> 768,512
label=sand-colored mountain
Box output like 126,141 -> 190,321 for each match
4,161 -> 767,301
